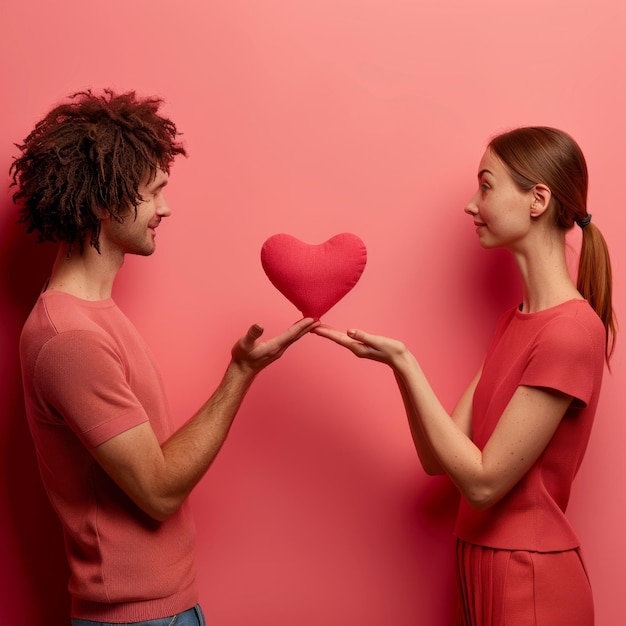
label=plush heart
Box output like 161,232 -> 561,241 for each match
261,233 -> 367,319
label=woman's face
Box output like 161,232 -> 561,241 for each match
464,148 -> 535,250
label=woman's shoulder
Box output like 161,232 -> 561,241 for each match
527,300 -> 605,357
550,299 -> 604,335
493,299 -> 604,350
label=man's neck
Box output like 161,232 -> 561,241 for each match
47,243 -> 123,301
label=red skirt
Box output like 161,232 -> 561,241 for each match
455,539 -> 594,626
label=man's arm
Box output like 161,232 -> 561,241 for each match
92,319 -> 317,521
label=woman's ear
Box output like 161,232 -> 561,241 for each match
530,183 -> 552,218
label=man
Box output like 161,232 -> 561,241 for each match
11,89 -> 317,625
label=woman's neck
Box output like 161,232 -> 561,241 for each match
512,232 -> 583,314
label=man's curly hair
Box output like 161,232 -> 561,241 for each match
10,89 -> 186,252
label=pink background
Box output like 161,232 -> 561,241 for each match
1,1 -> 624,624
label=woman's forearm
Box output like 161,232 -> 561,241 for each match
392,351 -> 489,505
393,371 -> 446,475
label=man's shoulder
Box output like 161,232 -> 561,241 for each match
20,291 -> 130,363
27,290 -> 119,332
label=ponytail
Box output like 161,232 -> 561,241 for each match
489,126 -> 617,367
577,223 -> 616,366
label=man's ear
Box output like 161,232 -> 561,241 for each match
95,205 -> 111,221
530,183 -> 552,218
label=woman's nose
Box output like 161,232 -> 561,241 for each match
464,193 -> 479,216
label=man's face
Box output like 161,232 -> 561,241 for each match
100,169 -> 171,257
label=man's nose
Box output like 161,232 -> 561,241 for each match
156,195 -> 171,217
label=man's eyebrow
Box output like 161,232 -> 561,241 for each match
150,177 -> 168,191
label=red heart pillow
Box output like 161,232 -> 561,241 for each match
261,233 -> 367,319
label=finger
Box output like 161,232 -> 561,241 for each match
243,324 -> 264,347
347,328 -> 382,349
291,317 -> 319,334
276,320 -> 316,346
293,317 -> 316,325
313,328 -> 364,352
311,325 -> 348,341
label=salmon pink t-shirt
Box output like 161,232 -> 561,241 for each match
20,290 -> 198,622
454,299 -> 606,552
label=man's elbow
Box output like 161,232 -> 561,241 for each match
139,494 -> 184,522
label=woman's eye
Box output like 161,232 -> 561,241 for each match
480,182 -> 490,191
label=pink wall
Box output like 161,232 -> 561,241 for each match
1,1 -> 624,624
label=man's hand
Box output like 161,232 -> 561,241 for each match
231,317 -> 319,373
93,316 -> 319,521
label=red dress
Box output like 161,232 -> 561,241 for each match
454,300 -> 605,625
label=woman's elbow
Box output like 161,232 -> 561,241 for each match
462,482 -> 503,511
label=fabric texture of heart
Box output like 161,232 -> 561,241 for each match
261,233 -> 367,319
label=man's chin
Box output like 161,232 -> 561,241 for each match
129,245 -> 156,257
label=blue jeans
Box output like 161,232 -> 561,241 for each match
71,604 -> 205,626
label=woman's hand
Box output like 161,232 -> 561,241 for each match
312,325 -> 409,368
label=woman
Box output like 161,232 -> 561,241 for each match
314,127 -> 615,625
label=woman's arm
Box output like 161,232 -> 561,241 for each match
395,348 -> 571,509
314,326 -> 572,509
393,367 -> 479,475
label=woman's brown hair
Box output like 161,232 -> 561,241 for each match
489,126 -> 616,365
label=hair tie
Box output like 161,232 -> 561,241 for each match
576,214 -> 592,229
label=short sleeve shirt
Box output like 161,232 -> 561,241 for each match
454,300 -> 605,551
